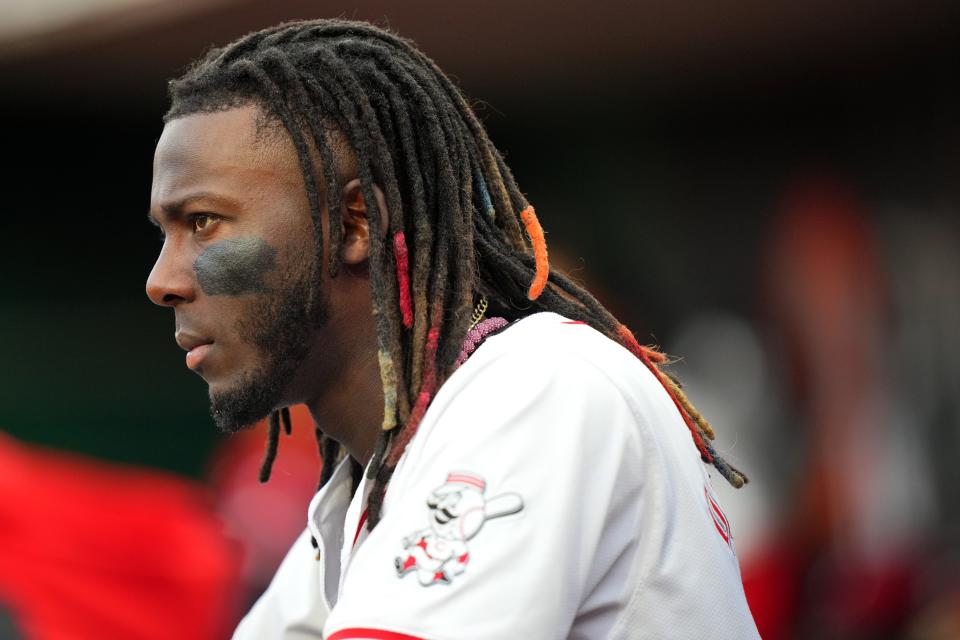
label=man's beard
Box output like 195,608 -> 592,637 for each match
209,258 -> 327,432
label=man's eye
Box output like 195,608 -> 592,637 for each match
190,214 -> 218,233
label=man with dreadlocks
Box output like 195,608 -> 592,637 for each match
146,19 -> 759,640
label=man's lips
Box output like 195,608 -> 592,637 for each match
185,343 -> 213,370
175,332 -> 214,371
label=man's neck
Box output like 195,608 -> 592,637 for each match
305,348 -> 382,467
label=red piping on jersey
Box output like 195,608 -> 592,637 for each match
711,513 -> 730,544
706,489 -> 731,544
327,628 -> 425,640
352,508 -> 369,548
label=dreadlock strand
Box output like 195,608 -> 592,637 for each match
616,325 -> 707,449
434,118 -> 477,374
701,439 -> 749,488
633,344 -> 714,461
393,232 -> 414,328
366,460 -> 393,529
376,349 -> 400,431
313,427 -> 325,489
259,410 -> 282,483
386,324 -> 440,468
281,406 -> 292,436
472,220 -> 583,318
659,373 -> 717,441
300,47 -> 409,433
474,165 -> 495,218
318,436 -> 341,489
366,429 -> 391,480
519,206 -> 549,300
350,45 -> 466,383
391,37 -> 520,229
617,324 -> 719,449
328,48 -> 433,402
492,146 -> 528,213
341,59 -> 417,334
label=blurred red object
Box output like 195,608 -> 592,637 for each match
207,404 -> 321,593
0,432 -> 243,640
748,175 -> 924,638
741,540 -> 805,640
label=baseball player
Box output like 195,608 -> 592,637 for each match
146,19 -> 760,639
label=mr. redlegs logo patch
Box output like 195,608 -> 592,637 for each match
395,472 -> 523,586
705,483 -> 736,555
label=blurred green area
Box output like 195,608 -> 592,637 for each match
0,301 -> 217,476
0,109 -> 223,477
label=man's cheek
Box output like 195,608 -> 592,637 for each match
193,236 -> 278,296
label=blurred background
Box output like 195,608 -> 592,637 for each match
1,1 -> 959,638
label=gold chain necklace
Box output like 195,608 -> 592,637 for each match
468,294 -> 488,331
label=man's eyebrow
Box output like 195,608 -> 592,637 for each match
147,192 -> 242,225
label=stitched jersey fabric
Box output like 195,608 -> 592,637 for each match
233,312 -> 761,640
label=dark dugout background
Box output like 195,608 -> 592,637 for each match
1,2 -> 959,638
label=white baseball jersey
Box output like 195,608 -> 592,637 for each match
233,312 -> 760,639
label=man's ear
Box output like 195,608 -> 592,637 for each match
339,178 -> 390,265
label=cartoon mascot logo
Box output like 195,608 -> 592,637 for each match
395,471 -> 523,586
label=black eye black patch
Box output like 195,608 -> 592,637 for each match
193,236 -> 277,296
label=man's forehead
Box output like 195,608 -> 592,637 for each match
151,103 -> 358,216
155,105 -> 294,176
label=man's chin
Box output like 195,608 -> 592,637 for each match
208,370 -> 284,433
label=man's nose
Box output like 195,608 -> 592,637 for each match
146,241 -> 196,307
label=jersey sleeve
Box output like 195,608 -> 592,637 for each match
323,349 -> 646,640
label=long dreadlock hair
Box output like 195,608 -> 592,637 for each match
165,19 -> 747,529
